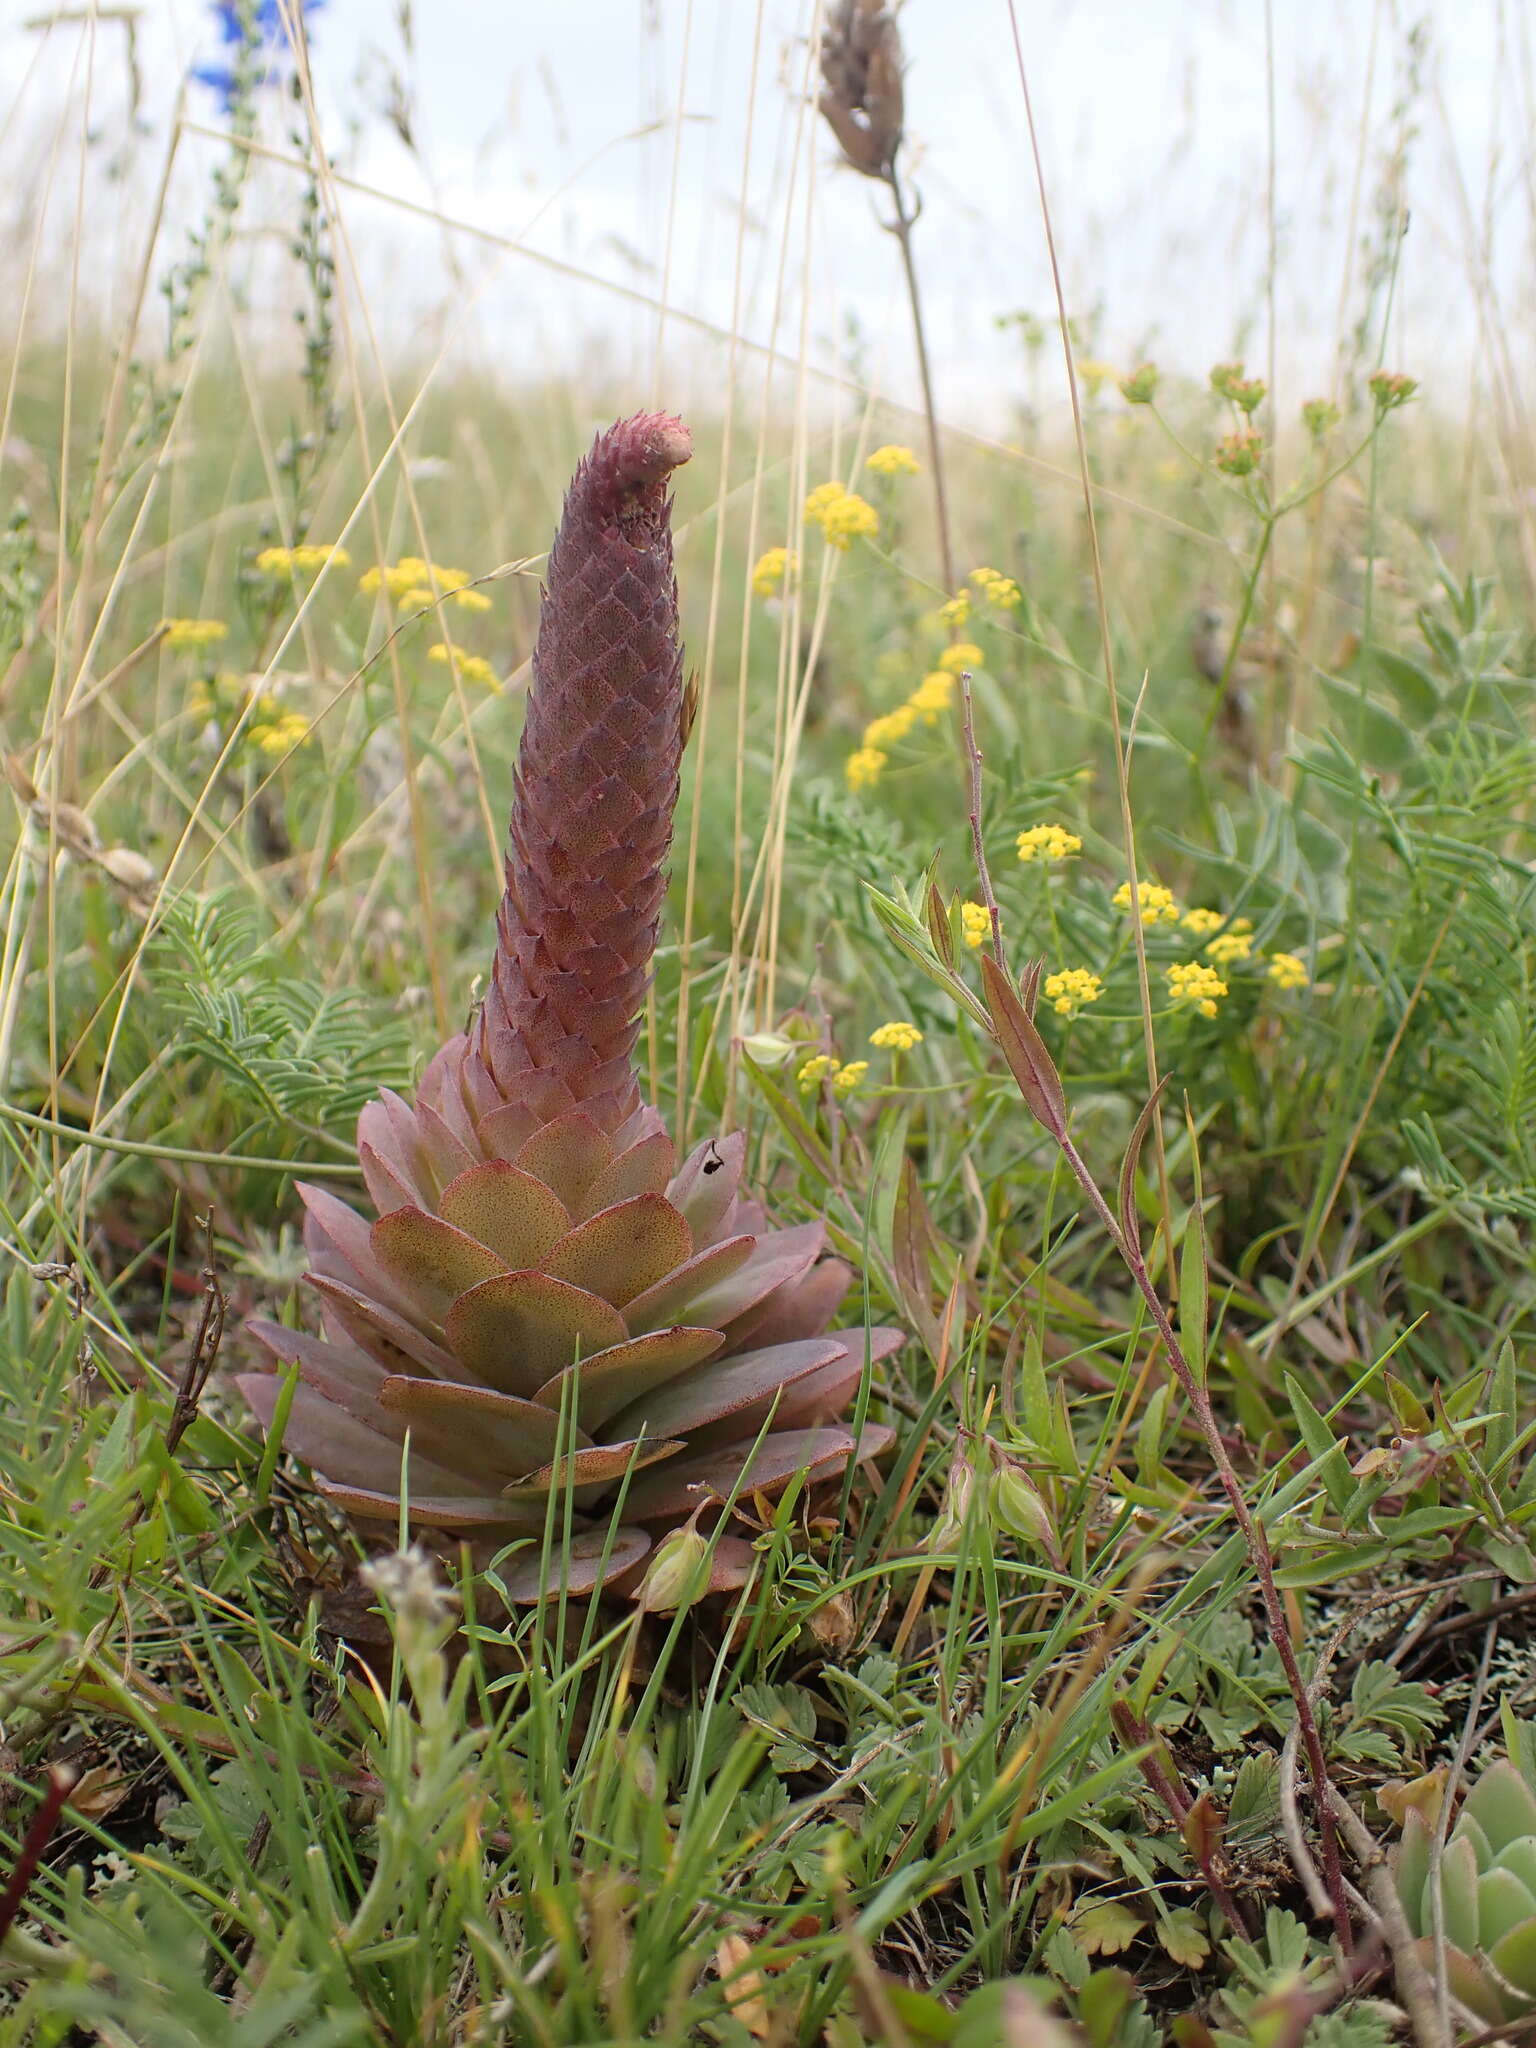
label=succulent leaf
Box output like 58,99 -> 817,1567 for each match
444,1272 -> 629,1397
1477,1867 -> 1536,1951
1467,1759 -> 1536,1856
1435,1832 -> 1483,1956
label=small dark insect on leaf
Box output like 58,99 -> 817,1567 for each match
702,1141 -> 723,1176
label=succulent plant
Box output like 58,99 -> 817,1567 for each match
1393,1758 -> 1536,2023
240,412 -> 899,1602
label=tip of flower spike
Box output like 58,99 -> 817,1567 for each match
598,412 -> 693,492
575,413 -> 693,552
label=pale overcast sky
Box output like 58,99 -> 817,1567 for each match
2,3 -> 1530,422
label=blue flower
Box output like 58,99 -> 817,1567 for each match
193,0 -> 325,113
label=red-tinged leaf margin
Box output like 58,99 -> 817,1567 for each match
980,954 -> 1067,1140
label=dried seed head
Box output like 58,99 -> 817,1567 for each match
818,0 -> 904,181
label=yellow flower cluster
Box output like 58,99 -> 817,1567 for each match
751,546 -> 795,597
162,618 -> 229,653
255,543 -> 351,577
428,645 -> 498,689
1043,967 -> 1103,1018
961,901 -> 990,948
937,593 -> 971,627
870,1020 -> 923,1051
936,642 -> 983,675
1166,961 -> 1228,1018
862,706 -> 917,751
969,565 -> 1022,609
846,746 -> 888,792
911,671 -> 955,722
1077,359 -> 1119,397
865,443 -> 920,476
796,1055 -> 870,1096
360,557 -> 491,611
1114,879 -> 1181,923
248,699 -> 311,759
845,672 -> 956,791
1205,930 -> 1254,966
1268,951 -> 1309,990
804,483 -> 880,551
1018,823 -> 1082,864
1180,906 -> 1223,935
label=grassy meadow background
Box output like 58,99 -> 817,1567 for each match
2,2 -> 1536,2042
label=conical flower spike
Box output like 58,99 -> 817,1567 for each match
478,411 -> 693,1130
240,414 -> 901,1603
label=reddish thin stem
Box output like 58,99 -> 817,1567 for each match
1055,1125 -> 1352,1945
0,1764 -> 75,1951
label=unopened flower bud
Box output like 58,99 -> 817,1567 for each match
927,1447 -> 981,1553
1215,431 -> 1264,478
634,1523 -> 710,1613
1368,370 -> 1418,416
1119,363 -> 1159,405
1301,397 -> 1340,440
739,1031 -> 797,1070
804,1589 -> 856,1651
989,1463 -> 1059,1561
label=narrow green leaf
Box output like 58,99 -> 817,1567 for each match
1178,1204 -> 1209,1389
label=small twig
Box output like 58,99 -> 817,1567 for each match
164,1214 -> 225,1459
1110,1699 -> 1254,1940
1279,1723 -> 1334,1921
1329,1789 -> 1450,2048
1053,1120 -> 1354,1946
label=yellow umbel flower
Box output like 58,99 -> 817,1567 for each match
428,646 -> 498,689
969,566 -> 1022,609
751,546 -> 794,597
1205,931 -> 1254,966
1114,879 -> 1180,923
870,1020 -> 923,1051
1043,967 -> 1103,1018
936,642 -> 984,674
1166,961 -> 1228,1019
937,592 -> 971,628
1268,951 -> 1309,990
1017,823 -> 1082,865
1077,359 -> 1119,397
845,746 -> 888,792
248,702 -> 312,758
803,481 -> 846,522
363,559 -> 489,608
833,1060 -> 869,1093
161,618 -> 229,653
910,672 -> 954,723
796,1054 -> 841,1093
865,443 -> 920,476
819,492 -> 879,550
863,705 -> 919,749
961,901 -> 990,949
256,543 -> 350,576
1180,907 -> 1223,936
